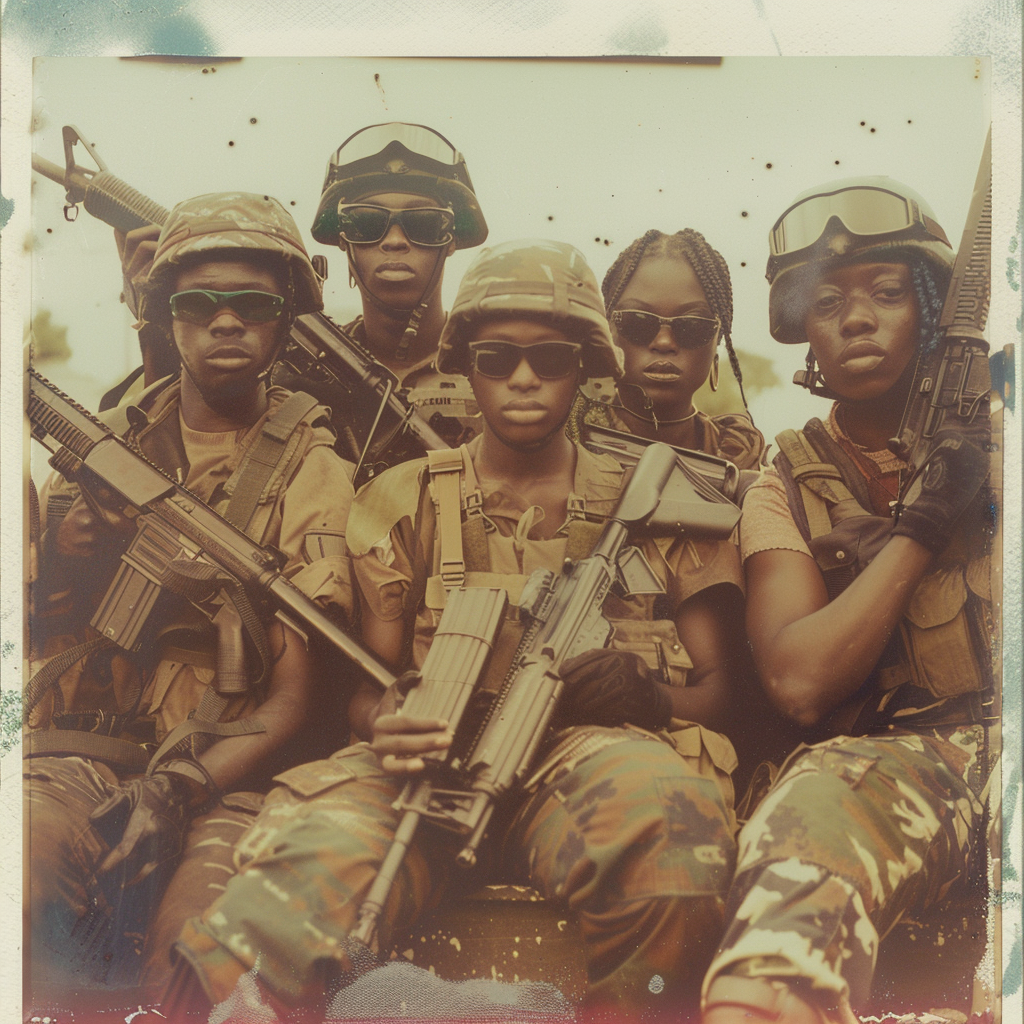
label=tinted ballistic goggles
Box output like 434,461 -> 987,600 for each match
169,289 -> 286,325
337,204 -> 455,246
331,122 -> 462,168
769,186 -> 951,258
468,340 -> 582,379
610,310 -> 721,349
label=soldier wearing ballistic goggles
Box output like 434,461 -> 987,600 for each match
298,122 -> 489,456
700,178 -> 995,1022
25,192 -> 356,1012
165,241 -> 754,1019
112,123 -> 488,469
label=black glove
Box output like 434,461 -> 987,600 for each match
892,429 -> 989,553
558,649 -> 673,731
89,770 -> 207,886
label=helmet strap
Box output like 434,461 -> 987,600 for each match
793,348 -> 842,400
346,244 -> 449,362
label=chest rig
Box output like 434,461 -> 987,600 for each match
411,447 -> 692,691
773,418 -> 993,731
27,388 -> 329,774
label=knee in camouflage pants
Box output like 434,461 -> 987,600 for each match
175,724 -> 737,1016
702,727 -> 985,1016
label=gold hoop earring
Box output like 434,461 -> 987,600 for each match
709,352 -> 720,392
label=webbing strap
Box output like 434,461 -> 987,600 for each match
223,391 -> 320,534
24,636 -> 117,716
427,447 -> 468,589
24,729 -> 151,772
146,716 -> 267,771
775,429 -> 854,540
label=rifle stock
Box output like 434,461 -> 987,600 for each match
350,442 -> 726,948
29,370 -> 395,693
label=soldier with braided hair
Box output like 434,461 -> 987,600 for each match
701,177 -> 995,1021
574,228 -> 765,471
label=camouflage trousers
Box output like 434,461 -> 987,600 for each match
174,723 -> 738,1016
23,754 -> 262,1012
702,726 -> 986,1013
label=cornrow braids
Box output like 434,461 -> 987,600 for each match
602,228 -> 750,409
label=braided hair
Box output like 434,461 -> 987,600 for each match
602,228 -> 749,408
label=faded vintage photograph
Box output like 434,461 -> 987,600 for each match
20,55 -> 1005,1022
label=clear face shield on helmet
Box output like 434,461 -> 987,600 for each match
322,123 -> 469,191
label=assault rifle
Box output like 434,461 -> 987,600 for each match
32,125 -> 450,483
351,441 -> 739,947
889,129 -> 993,501
28,370 -> 396,696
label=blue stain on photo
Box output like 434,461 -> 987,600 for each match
2,0 -> 217,56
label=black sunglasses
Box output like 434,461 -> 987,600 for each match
610,309 -> 721,350
468,340 -> 582,380
337,204 -> 455,247
169,289 -> 286,325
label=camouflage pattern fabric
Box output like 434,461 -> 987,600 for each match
701,726 -> 985,1014
139,793 -> 263,1000
435,239 -> 623,380
174,723 -> 737,1017
140,190 -> 322,328
24,756 -> 145,1002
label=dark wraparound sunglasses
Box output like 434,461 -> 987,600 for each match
468,340 -> 582,379
337,204 -> 455,247
611,309 -> 721,349
169,289 -> 286,324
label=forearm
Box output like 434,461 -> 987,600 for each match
195,623 -> 314,793
751,537 -> 934,726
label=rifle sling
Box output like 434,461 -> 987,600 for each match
223,390 -> 320,534
24,729 -> 151,773
24,636 -> 118,716
146,715 -> 267,771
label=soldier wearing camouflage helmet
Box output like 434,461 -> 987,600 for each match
164,240 -> 753,1018
700,178 -> 993,1021
25,192 -> 356,1011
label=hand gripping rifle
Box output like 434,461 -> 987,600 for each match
350,441 -> 740,948
28,370 -> 396,702
32,125 -> 450,483
888,129 -> 993,501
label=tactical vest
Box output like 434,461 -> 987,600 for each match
27,386 -> 336,773
773,418 -> 993,732
412,446 -> 694,691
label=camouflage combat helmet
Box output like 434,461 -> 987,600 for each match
141,191 -> 323,328
767,176 -> 954,344
311,123 -> 487,250
436,239 -> 623,380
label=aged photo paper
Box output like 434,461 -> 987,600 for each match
1,7 -> 1020,1024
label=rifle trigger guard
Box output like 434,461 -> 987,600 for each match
63,202 -> 79,222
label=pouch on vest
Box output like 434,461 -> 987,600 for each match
608,618 -> 692,688
775,422 -> 991,705
900,565 -> 988,698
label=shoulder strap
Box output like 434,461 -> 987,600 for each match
426,446 -> 473,589
773,428 -> 842,541
773,418 -> 878,542
223,391 -> 321,536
